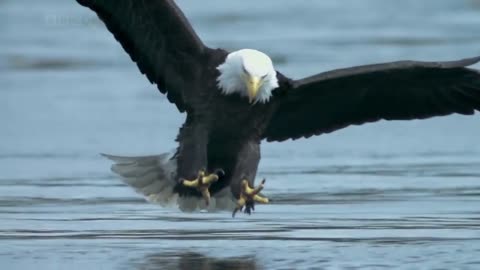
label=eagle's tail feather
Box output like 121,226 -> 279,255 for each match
101,153 -> 236,212
101,153 -> 178,207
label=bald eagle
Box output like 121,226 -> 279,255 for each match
77,0 -> 480,216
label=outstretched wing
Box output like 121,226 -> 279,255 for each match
77,0 -> 208,112
264,56 -> 480,142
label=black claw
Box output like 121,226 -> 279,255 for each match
214,168 -> 225,178
232,206 -> 243,218
244,201 -> 255,215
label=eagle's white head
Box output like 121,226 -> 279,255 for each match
217,49 -> 279,104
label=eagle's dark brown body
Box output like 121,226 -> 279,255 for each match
171,49 -> 289,199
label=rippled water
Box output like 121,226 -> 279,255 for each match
2,0 -> 480,269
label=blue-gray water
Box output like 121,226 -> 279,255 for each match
2,0 -> 480,269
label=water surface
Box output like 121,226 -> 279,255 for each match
2,0 -> 480,269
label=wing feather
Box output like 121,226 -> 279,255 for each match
264,56 -> 480,142
77,0 -> 209,112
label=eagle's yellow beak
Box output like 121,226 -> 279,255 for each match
246,75 -> 261,104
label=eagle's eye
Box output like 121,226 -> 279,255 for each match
242,65 -> 249,75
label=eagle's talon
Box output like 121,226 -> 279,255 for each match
232,178 -> 269,217
214,168 -> 225,178
181,169 -> 221,206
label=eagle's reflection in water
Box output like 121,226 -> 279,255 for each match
134,252 -> 261,270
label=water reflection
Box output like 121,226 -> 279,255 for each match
134,252 -> 260,270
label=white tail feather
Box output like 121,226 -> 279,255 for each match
101,152 -> 236,212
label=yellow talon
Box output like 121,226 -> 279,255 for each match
232,178 -> 269,217
181,170 -> 219,206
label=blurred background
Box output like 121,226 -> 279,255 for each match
1,0 -> 480,269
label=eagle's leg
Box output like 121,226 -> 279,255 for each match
180,169 -> 223,206
232,178 -> 269,217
